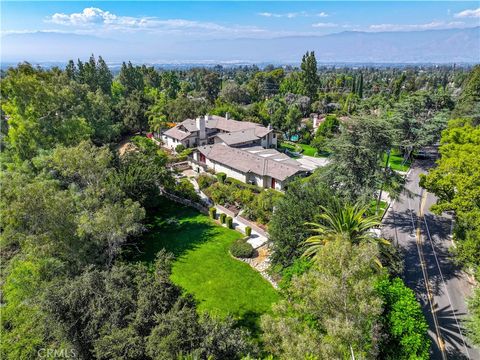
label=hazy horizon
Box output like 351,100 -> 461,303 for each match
1,1 -> 479,64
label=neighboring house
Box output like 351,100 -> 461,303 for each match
190,144 -> 310,191
161,114 -> 277,150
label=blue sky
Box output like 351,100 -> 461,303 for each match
2,1 -> 480,41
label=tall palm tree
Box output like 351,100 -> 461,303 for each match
303,200 -> 389,259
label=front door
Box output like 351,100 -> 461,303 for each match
271,177 -> 276,189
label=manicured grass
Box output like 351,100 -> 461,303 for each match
368,200 -> 388,217
299,143 -> 317,157
279,142 -> 326,158
384,149 -> 411,172
135,199 -> 279,330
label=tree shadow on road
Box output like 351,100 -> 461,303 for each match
436,304 -> 473,360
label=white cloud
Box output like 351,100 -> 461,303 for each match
454,8 -> 480,18
312,22 -> 338,28
50,8 -> 118,26
45,7 -> 269,38
369,21 -> 465,32
258,11 -> 328,18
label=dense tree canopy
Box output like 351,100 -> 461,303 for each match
1,54 -> 475,359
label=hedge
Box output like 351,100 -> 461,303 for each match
219,213 -> 227,224
226,216 -> 233,229
209,207 -> 216,219
230,239 -> 254,258
216,172 -> 227,184
245,226 -> 252,237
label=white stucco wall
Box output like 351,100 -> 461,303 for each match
205,159 -> 247,182
260,132 -> 278,148
162,135 -> 179,150
162,134 -> 200,150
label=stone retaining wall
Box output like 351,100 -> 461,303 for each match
161,191 -> 209,215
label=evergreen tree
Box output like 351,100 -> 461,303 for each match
300,51 -> 319,101
357,72 -> 364,98
65,60 -> 76,80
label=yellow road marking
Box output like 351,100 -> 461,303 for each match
417,190 -> 447,359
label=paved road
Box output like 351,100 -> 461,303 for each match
382,155 -> 479,360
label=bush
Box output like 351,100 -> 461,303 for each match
203,183 -> 234,205
131,135 -> 159,154
209,207 -> 216,219
243,189 -> 283,225
197,173 -> 217,190
225,177 -> 262,194
230,239 -> 254,258
245,226 -> 252,237
226,216 -> 233,229
174,179 -> 200,203
175,144 -> 186,153
279,257 -> 313,289
220,213 -> 227,224
216,172 -> 227,184
176,148 -> 193,161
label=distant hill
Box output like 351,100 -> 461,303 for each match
188,27 -> 480,63
2,27 -> 479,64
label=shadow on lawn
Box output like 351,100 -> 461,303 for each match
236,310 -> 264,338
128,199 -> 220,263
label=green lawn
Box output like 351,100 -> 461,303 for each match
368,200 -> 388,217
384,149 -> 411,172
135,199 -> 279,331
279,142 -> 326,157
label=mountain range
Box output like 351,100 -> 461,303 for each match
2,26 -> 479,64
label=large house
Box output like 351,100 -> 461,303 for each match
162,114 -> 277,150
190,144 -> 310,191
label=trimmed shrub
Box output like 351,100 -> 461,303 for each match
230,239 -> 254,258
209,207 -> 216,219
175,144 -> 186,153
245,226 -> 252,237
220,213 -> 227,224
216,172 -> 227,184
226,216 -> 233,229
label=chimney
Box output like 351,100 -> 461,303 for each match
268,123 -> 272,130
313,114 -> 319,128
225,112 -> 229,121
196,116 -> 206,140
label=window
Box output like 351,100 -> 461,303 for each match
273,133 -> 276,138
